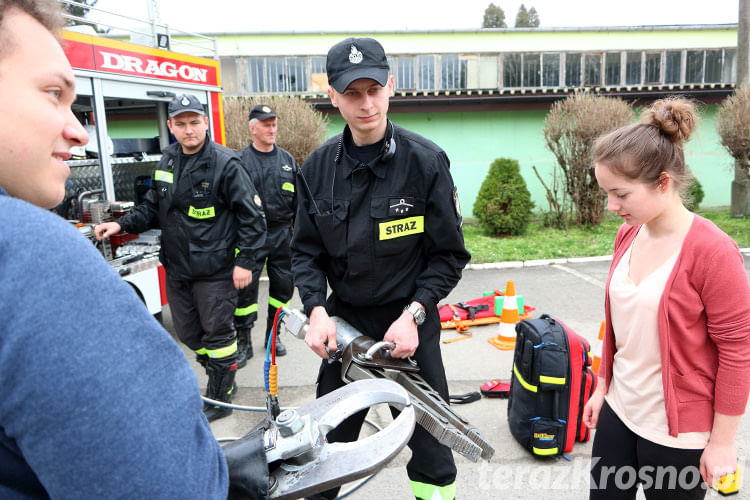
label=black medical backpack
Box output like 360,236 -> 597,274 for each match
507,314 -> 596,457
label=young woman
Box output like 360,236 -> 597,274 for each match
583,98 -> 750,499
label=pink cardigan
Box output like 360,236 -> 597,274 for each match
601,215 -> 750,437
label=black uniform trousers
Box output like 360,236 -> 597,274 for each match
590,402 -> 706,500
166,276 -> 238,365
234,224 -> 294,339
313,294 -> 457,499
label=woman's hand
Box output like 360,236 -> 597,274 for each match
582,378 -> 607,429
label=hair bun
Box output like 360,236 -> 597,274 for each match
642,98 -> 698,145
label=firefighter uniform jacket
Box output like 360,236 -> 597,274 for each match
237,144 -> 297,227
291,123 -> 470,314
118,138 -> 266,281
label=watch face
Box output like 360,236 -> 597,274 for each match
410,305 -> 426,325
415,310 -> 426,325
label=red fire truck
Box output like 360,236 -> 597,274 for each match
60,28 -> 225,318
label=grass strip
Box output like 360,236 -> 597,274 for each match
463,208 -> 749,264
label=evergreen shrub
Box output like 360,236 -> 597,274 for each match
686,176 -> 705,212
473,158 -> 534,236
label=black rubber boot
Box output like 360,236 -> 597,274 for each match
195,353 -> 211,410
264,331 -> 286,357
195,353 -> 209,370
203,357 -> 237,422
236,328 -> 251,369
264,313 -> 286,357
241,328 -> 254,362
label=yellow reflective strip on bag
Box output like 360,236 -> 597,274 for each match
268,297 -> 289,309
188,205 -> 215,219
410,480 -> 456,500
235,304 -> 258,316
206,341 -> 238,359
513,363 -> 537,393
195,348 -> 208,355
539,375 -> 566,385
533,446 -> 559,456
281,182 -> 295,193
379,215 -> 424,241
154,170 -> 173,183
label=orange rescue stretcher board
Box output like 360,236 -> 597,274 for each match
439,289 -> 535,334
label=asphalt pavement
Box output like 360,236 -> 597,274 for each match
163,253 -> 750,499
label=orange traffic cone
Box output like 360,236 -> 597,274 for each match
489,280 -> 520,351
591,320 -> 605,375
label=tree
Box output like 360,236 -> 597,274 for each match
716,85 -> 750,216
515,4 -> 540,27
63,0 -> 107,33
223,96 -> 329,168
483,3 -> 507,28
515,4 -> 530,27
543,92 -> 634,226
528,7 -> 540,27
63,0 -> 98,20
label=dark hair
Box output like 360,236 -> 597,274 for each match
0,0 -> 64,56
592,97 -> 699,194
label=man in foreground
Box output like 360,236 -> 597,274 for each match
291,37 -> 471,500
0,1 -> 229,496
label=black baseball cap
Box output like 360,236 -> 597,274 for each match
168,94 -> 205,117
249,104 -> 277,121
326,37 -> 389,93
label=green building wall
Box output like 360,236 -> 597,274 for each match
211,27 -> 736,57
106,103 -> 736,213
325,105 -> 735,214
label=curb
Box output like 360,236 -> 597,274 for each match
465,255 -> 612,270
466,248 -> 750,271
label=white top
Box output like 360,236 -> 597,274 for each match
605,239 -> 710,449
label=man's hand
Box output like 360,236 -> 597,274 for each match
94,221 -> 121,240
383,306 -> 420,358
306,306 -> 337,359
233,265 -> 253,290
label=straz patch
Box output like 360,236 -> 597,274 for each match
188,205 -> 215,219
379,216 -> 424,240
154,170 -> 173,183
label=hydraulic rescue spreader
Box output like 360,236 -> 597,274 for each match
278,307 -> 496,463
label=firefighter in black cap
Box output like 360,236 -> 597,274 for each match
96,93 -> 266,422
234,104 -> 298,364
291,38 -> 470,500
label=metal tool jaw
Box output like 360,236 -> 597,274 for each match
341,336 -> 496,462
265,378 -> 415,500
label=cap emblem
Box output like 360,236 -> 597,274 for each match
348,45 -> 363,64
181,96 -> 190,106
262,106 -> 271,113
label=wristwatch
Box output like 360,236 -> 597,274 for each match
404,302 -> 426,326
